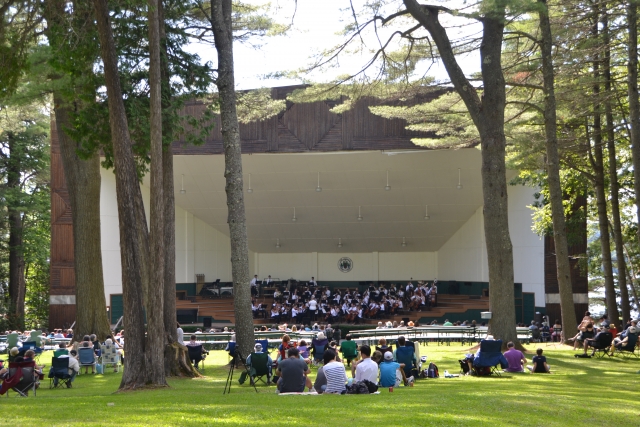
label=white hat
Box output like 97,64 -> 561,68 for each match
254,343 -> 263,351
629,326 -> 638,334
486,335 -> 495,340
384,351 -> 394,361
317,332 -> 325,340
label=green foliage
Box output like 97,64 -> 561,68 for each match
0,89 -> 50,329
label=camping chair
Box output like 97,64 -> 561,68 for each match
19,341 -> 44,361
530,329 -> 541,343
587,332 -> 613,358
311,338 -> 328,366
340,340 -> 358,366
248,352 -> 271,385
395,345 -> 417,379
612,334 -> 639,359
53,348 -> 69,358
1,360 -> 38,397
99,343 -> 121,373
49,357 -> 72,389
6,333 -> 19,349
187,344 -> 205,371
29,331 -> 43,347
375,345 -> 394,358
78,347 -> 97,373
472,339 -> 508,377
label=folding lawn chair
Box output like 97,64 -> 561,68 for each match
99,343 -> 121,373
395,345 -> 418,379
1,360 -> 38,397
78,347 -> 97,373
49,357 -> 72,389
248,352 -> 271,385
187,344 -> 206,371
311,338 -> 328,366
611,334 -> 639,359
19,341 -> 44,362
472,339 -> 508,377
588,332 -> 613,358
340,340 -> 358,366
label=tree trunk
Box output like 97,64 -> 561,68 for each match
403,0 -> 518,346
43,0 -> 112,342
157,1 -> 196,377
7,133 -> 25,329
94,0 -> 148,390
53,100 -> 112,341
589,10 -> 619,323
145,0 -> 167,386
538,0 -> 578,343
602,7 -> 630,323
628,0 -> 640,249
211,0 -> 255,358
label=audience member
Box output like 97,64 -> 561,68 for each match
354,345 -> 378,383
276,347 -> 313,393
527,348 -> 550,373
379,351 -> 404,387
322,348 -> 347,394
503,341 -> 526,373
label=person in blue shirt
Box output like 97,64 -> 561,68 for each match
379,351 -> 404,387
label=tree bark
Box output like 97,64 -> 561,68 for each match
602,7 -> 630,323
403,0 -> 518,346
146,0 -> 167,386
53,101 -> 112,341
211,0 -> 255,358
589,8 -> 619,323
7,132 -> 25,330
628,0 -> 640,249
538,0 -> 577,342
43,0 -> 114,341
94,0 -> 148,390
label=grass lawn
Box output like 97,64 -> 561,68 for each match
3,343 -> 638,427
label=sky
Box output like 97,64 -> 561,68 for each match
187,0 -> 482,90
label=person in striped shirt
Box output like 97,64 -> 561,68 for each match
322,348 -> 347,394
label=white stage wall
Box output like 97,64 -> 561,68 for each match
100,169 -> 543,306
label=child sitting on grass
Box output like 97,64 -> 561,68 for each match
527,348 -> 550,373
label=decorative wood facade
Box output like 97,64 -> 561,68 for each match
49,119 -> 77,329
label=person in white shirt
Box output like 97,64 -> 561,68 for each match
309,277 -> 317,286
353,345 -> 378,383
55,350 -> 80,387
265,275 -> 272,285
308,297 -> 318,321
176,323 -> 184,344
250,275 -> 258,286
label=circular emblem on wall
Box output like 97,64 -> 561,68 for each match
338,257 -> 353,273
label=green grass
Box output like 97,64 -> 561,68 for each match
3,344 -> 638,427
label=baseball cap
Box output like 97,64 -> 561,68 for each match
384,351 -> 393,361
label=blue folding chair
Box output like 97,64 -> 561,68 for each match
311,338 -> 328,365
395,345 -> 417,378
473,339 -> 508,376
19,341 -> 43,362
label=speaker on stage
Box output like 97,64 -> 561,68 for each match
203,317 -> 212,329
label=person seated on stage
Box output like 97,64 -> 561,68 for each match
503,341 -> 527,373
276,347 -> 313,393
527,348 -> 550,373
582,325 -> 613,356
